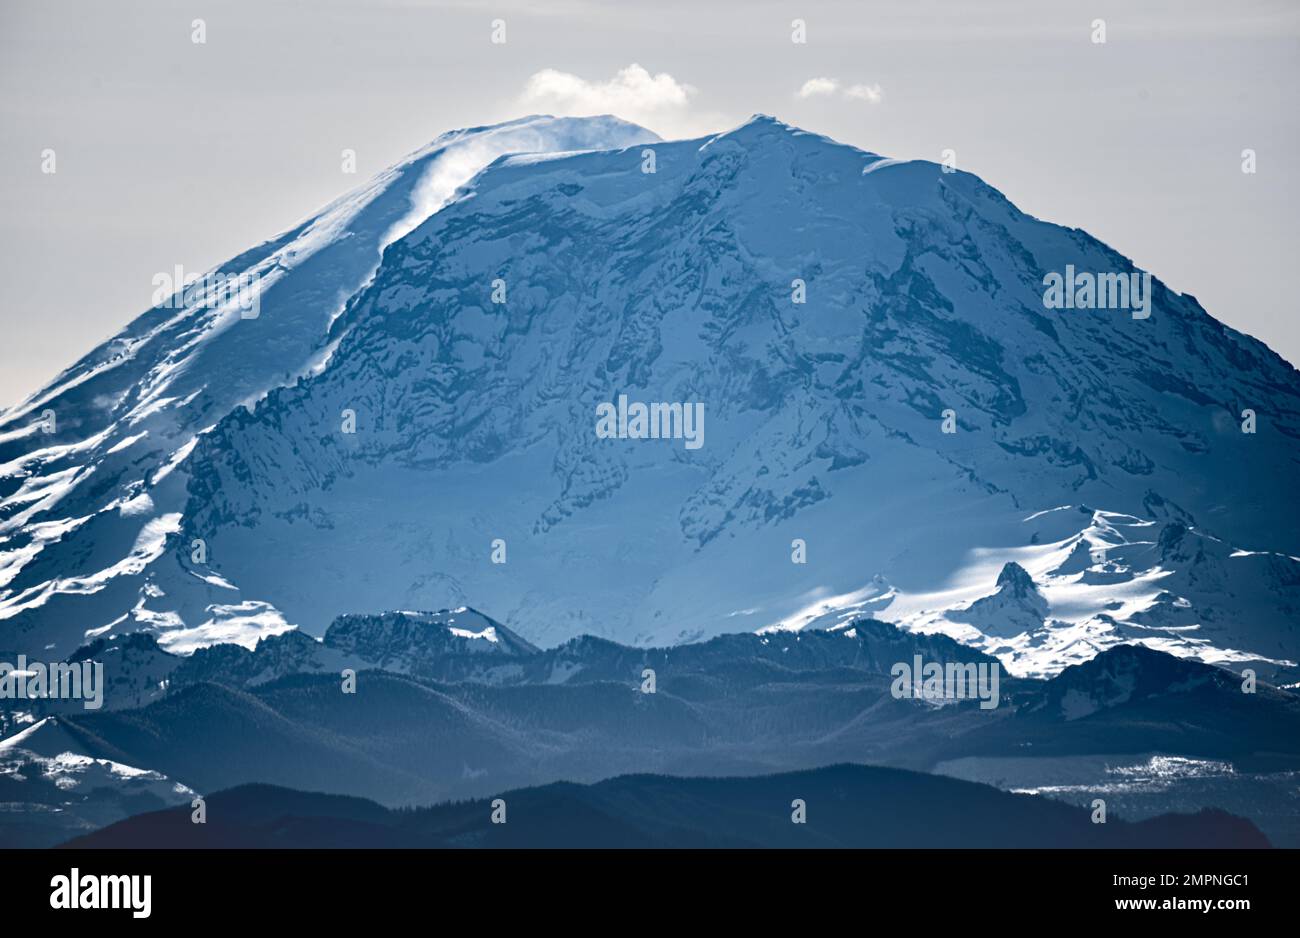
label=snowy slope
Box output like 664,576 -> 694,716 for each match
0,716 -> 194,847
0,116 -> 659,659
775,506 -> 1299,678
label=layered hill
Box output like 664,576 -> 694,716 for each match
64,768 -> 1270,849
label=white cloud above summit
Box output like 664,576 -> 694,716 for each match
798,77 -> 884,104
798,77 -> 841,98
520,64 -> 714,137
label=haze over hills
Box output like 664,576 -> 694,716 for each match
63,767 -> 1272,850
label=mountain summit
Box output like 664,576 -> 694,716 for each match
1,115 -> 1296,682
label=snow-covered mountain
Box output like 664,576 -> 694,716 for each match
1,114 -> 1297,686
3,606 -> 543,720
780,506 -> 1299,678
325,607 -> 539,665
0,115 -> 658,657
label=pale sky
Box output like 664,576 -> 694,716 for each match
1,0 -> 1297,408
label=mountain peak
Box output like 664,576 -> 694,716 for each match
996,562 -> 1038,599
322,608 -> 540,664
699,113 -> 809,145
1044,642 -> 1233,720
432,113 -> 659,146
699,113 -> 886,167
944,561 -> 1049,640
741,112 -> 788,127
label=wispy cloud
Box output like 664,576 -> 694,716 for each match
521,64 -> 713,137
844,83 -> 884,104
798,77 -> 885,104
798,77 -> 841,98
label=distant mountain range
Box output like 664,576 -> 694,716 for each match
63,766 -> 1270,849
3,611 -> 1296,847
